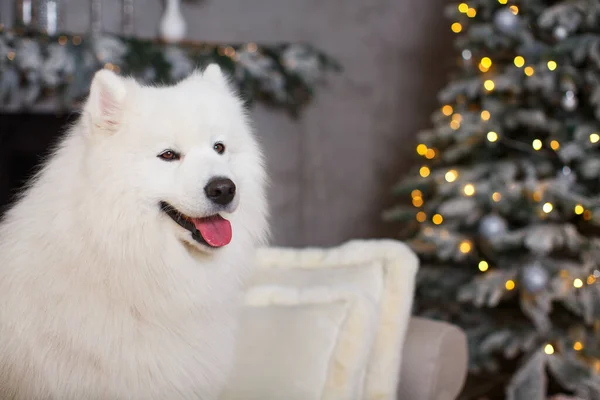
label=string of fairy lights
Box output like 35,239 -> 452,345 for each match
412,0 -> 600,369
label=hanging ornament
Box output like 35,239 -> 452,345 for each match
461,49 -> 473,69
561,90 -> 578,111
553,26 -> 568,40
34,0 -> 61,36
493,8 -> 519,34
159,0 -> 186,43
557,166 -> 577,188
479,213 -> 509,239
520,261 -> 550,293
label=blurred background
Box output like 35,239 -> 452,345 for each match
0,0 -> 453,246
1,1 -> 600,399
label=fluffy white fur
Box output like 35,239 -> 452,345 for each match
0,65 -> 269,400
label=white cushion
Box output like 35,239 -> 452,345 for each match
223,239 -> 419,400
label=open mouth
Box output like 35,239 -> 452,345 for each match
159,201 -> 232,248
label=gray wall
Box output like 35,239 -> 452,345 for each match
1,0 -> 454,247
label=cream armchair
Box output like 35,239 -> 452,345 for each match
223,240 -> 468,400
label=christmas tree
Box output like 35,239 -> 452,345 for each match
384,0 -> 600,398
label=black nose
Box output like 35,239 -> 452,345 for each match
204,178 -> 236,206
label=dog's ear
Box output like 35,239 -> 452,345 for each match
202,64 -> 229,88
180,64 -> 229,89
87,69 -> 128,133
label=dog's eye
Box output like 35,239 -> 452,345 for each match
158,150 -> 181,161
214,143 -> 226,155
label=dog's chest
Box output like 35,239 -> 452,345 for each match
60,302 -> 236,399
7,284 -> 239,399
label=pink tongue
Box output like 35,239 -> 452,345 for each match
192,215 -> 232,247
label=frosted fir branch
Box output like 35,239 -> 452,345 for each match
416,128 -> 436,144
482,229 -> 529,253
454,22 -> 516,53
522,223 -> 583,255
538,0 -> 600,32
500,135 -> 549,156
441,139 -> 483,163
463,314 -> 542,374
543,181 -> 600,209
553,34 -> 600,63
438,197 -> 480,219
411,228 -> 475,262
415,265 -> 473,301
468,168 -> 600,218
547,352 -> 600,399
380,205 -> 417,222
579,158 -> 600,180
406,238 -> 439,256
458,269 -> 518,308
527,171 -> 600,211
480,327 -> 539,361
462,307 -> 600,383
436,68 -> 526,102
503,109 -> 559,132
559,280 -> 600,326
437,77 -> 486,104
506,350 -> 548,400
479,329 -> 518,356
390,175 -> 431,196
521,291 -> 553,333
0,29 -> 341,115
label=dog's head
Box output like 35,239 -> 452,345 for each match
82,65 -> 268,253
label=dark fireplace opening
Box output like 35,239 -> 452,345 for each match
0,113 -> 75,217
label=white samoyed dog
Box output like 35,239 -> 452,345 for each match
0,65 -> 268,399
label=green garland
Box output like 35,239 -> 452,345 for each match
0,27 -> 341,116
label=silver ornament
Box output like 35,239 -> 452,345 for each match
479,214 -> 508,239
553,26 -> 568,40
520,261 -> 550,293
561,90 -> 577,111
552,166 -> 576,192
461,49 -> 472,61
493,8 -> 519,34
